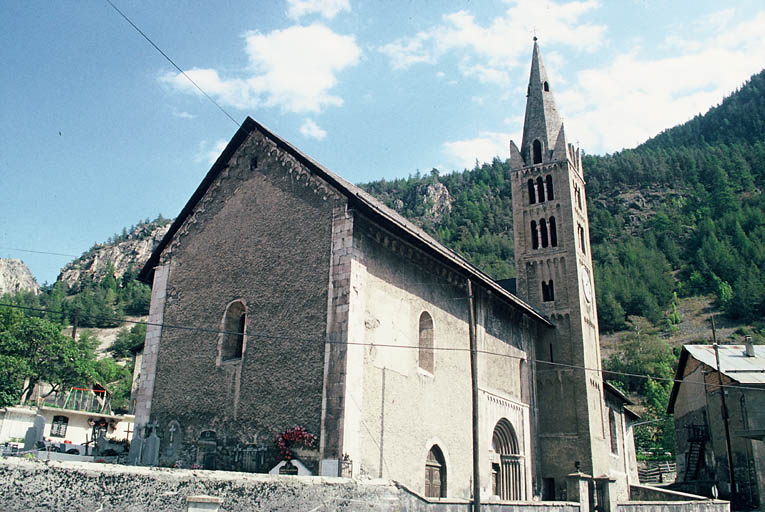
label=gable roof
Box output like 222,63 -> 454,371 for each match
667,344 -> 765,413
139,117 -> 552,327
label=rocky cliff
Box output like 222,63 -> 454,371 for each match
58,221 -> 170,289
0,259 -> 40,296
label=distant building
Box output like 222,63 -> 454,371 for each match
134,40 -> 637,505
668,341 -> 765,508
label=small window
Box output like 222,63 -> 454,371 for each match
543,81 -> 550,92
533,140 -> 543,164
425,445 -> 447,498
537,176 -> 545,202
542,280 -> 554,302
527,179 -> 536,204
540,218 -> 549,248
609,409 -> 619,454
549,216 -> 557,247
531,221 -> 539,250
578,224 -> 587,255
222,301 -> 246,361
546,175 -> 554,200
419,312 -> 434,373
51,415 -> 68,438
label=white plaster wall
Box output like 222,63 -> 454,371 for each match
349,223 -> 534,500
0,406 -> 36,442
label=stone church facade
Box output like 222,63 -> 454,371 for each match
134,41 -> 637,503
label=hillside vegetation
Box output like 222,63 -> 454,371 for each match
2,70 -> 764,452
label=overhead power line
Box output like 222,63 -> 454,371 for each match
2,302 -> 762,394
104,0 -> 239,127
0,247 -> 78,258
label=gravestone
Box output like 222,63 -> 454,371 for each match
197,430 -> 217,470
140,423 -> 160,466
166,420 -> 183,458
126,427 -> 143,465
23,415 -> 46,452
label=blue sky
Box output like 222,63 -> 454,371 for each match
3,0 -> 765,285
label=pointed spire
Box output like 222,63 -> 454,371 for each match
520,39 -> 565,165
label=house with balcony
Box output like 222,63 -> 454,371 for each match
668,341 -> 765,509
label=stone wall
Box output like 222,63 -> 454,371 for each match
0,458 -> 584,512
143,130 -> 346,472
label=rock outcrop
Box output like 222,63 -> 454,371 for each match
421,182 -> 453,223
0,259 -> 40,296
58,222 -> 170,289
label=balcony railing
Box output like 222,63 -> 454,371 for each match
39,388 -> 112,415
686,424 -> 710,442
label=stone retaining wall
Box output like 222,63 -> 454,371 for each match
0,458 -> 579,512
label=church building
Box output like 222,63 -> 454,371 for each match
134,40 -> 637,503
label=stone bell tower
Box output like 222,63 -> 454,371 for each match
509,39 -> 613,500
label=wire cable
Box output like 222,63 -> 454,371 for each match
2,301 -> 762,393
104,0 -> 239,127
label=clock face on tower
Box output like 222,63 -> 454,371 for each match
581,265 -> 593,303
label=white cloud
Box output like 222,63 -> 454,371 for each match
300,118 -> 328,140
558,10 -> 765,152
379,0 -> 605,77
161,24 -> 361,114
172,110 -> 195,119
195,139 -> 229,165
442,130 -> 520,170
286,0 -> 350,20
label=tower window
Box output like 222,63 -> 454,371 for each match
531,221 -> 539,250
532,140 -> 543,164
221,301 -> 246,361
549,216 -> 557,247
546,175 -> 554,200
537,176 -> 545,202
542,280 -> 555,302
543,81 -> 550,92
578,224 -> 587,255
419,311 -> 434,373
540,218 -> 549,248
527,179 -> 536,204
574,183 -> 582,209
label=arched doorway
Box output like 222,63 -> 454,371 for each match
425,445 -> 446,498
491,419 -> 524,500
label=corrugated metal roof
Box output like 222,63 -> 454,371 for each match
685,344 -> 765,384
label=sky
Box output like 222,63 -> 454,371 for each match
2,0 -> 765,285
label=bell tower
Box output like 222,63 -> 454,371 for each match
509,38 -> 612,499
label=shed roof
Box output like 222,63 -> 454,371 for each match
139,117 -> 551,327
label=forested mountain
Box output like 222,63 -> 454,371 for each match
363,68 -> 765,334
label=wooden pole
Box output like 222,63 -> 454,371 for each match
712,317 -> 736,499
467,279 -> 481,512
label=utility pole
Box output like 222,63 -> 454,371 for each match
712,316 -> 736,499
467,279 -> 481,512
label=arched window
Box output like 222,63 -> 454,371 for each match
609,409 -> 619,454
532,140 -> 542,164
536,176 -> 545,202
222,301 -> 246,361
543,81 -> 550,92
530,221 -> 539,250
578,224 -> 587,255
545,175 -> 554,200
527,179 -> 536,204
542,280 -> 554,302
419,311 -> 434,373
492,419 -> 524,500
51,415 -> 69,438
540,218 -> 548,248
549,216 -> 557,247
425,445 -> 447,498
